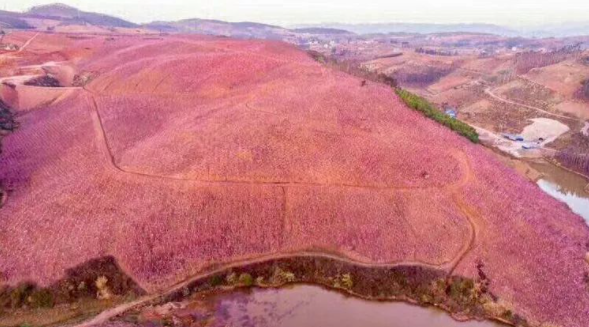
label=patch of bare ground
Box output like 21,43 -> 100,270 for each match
464,100 -> 537,134
495,79 -> 560,111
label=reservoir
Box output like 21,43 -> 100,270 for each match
531,162 -> 589,223
196,285 -> 504,327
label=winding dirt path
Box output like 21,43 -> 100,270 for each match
86,90 -> 471,191
17,32 -> 39,53
484,87 -> 579,122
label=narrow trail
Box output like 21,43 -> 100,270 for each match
17,32 -> 39,53
446,151 -> 480,275
484,87 -> 579,122
85,90 -> 472,192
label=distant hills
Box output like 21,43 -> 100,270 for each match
294,23 -> 519,37
295,22 -> 589,38
0,3 -> 588,38
144,20 -> 357,39
0,3 -> 136,30
27,3 -> 137,28
0,10 -> 33,29
145,19 -> 289,39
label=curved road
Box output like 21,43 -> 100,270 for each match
484,86 -> 579,122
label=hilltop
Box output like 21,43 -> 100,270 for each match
0,3 -> 137,31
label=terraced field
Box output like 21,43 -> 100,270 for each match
0,33 -> 588,327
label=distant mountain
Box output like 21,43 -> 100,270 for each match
295,23 -> 519,36
524,22 -> 589,38
292,27 -> 355,35
0,3 -> 136,30
145,20 -> 359,41
27,3 -> 84,18
26,3 -> 137,28
0,10 -> 33,29
1,3 -> 587,38
145,19 -> 290,40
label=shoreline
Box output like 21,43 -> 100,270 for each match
1,254 -> 525,327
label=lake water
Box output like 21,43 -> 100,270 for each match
531,162 -> 589,223
207,285 -> 504,327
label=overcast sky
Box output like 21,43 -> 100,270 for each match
3,0 -> 589,27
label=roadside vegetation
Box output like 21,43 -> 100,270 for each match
0,99 -> 17,206
128,256 -> 527,327
395,89 -> 480,143
0,99 -> 16,139
580,79 -> 589,101
0,257 -> 143,314
556,150 -> 589,177
308,50 -> 398,87
308,51 -> 479,143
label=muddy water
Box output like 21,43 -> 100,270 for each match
530,162 -> 589,223
204,285 -> 503,327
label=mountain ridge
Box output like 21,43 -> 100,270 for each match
1,3 -> 588,37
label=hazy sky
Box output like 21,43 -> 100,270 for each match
4,0 -> 589,27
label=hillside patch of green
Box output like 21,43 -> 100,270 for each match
395,89 -> 479,143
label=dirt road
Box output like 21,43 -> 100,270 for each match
17,32 -> 39,53
484,87 -> 578,122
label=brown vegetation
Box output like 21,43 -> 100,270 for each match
515,45 -> 583,74
556,150 -> 589,176
308,50 -> 398,87
0,256 -> 145,312
123,256 -> 527,327
394,65 -> 454,87
23,75 -> 61,87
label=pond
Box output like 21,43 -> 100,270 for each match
531,162 -> 589,223
196,285 -> 504,327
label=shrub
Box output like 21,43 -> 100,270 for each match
95,276 -> 112,300
307,50 -> 327,63
307,50 -> 398,88
209,275 -> 224,287
225,272 -> 238,285
10,283 -> 36,308
270,267 -> 296,285
395,89 -> 479,143
23,76 -> 61,87
580,79 -> 589,100
29,289 -> 54,308
238,273 -> 254,287
333,273 -> 354,290
0,99 -> 16,133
